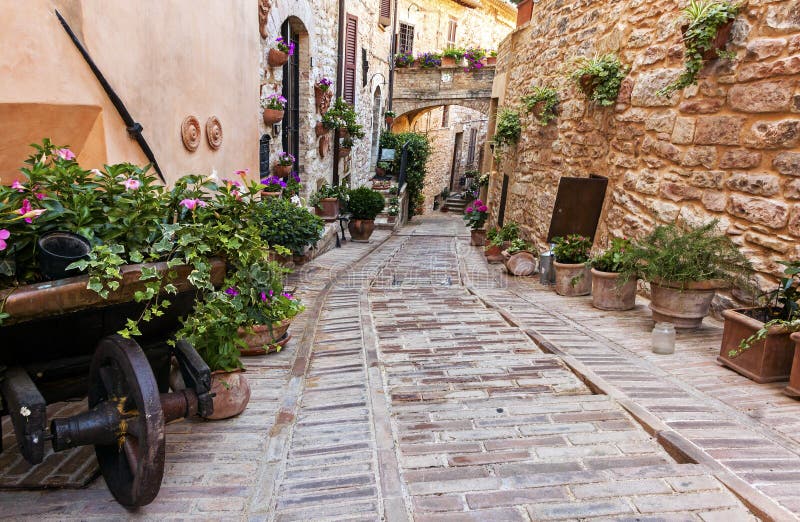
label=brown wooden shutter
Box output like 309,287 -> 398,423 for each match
344,14 -> 358,105
379,0 -> 391,27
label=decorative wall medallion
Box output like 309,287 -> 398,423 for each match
181,116 -> 201,152
206,116 -> 223,150
259,0 -> 271,39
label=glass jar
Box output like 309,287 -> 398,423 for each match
652,322 -> 676,355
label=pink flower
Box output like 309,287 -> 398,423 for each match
55,148 -> 76,161
474,199 -> 483,206
19,199 -> 45,223
11,180 -> 24,192
19,199 -> 32,215
466,207 -> 473,213
179,198 -> 207,210
478,205 -> 488,212
35,193 -> 45,200
0,229 -> 9,251
282,292 -> 293,300
260,291 -> 268,302
121,178 -> 141,190
225,287 -> 239,297
234,169 -> 249,178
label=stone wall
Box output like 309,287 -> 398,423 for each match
489,0 -> 800,287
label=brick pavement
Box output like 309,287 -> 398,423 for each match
0,215 -> 776,521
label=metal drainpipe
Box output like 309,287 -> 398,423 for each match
333,0 -> 345,185
387,0 -> 399,112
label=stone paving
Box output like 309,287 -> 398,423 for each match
1,214 -> 792,520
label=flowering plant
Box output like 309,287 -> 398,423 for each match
463,199 -> 488,230
394,52 -> 414,67
477,172 -> 490,187
309,182 -> 349,209
261,175 -> 287,192
277,151 -> 295,166
316,77 -> 333,92
282,171 -> 302,197
463,48 -> 486,71
274,36 -> 295,56
417,52 -> 442,68
263,93 -> 287,110
591,237 -> 633,273
553,234 -> 592,264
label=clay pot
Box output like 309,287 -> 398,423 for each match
314,86 -> 333,114
681,20 -> 734,60
717,308 -> 795,383
485,56 -> 497,66
554,261 -> 591,297
441,56 -> 456,67
205,370 -> 251,420
268,48 -> 289,67
387,215 -> 397,224
263,108 -> 284,125
274,164 -> 292,177
349,219 -> 375,241
649,279 -> 723,329
315,198 -> 340,221
261,191 -> 282,198
315,122 -> 328,137
591,269 -> 636,311
470,229 -> 486,246
238,319 -> 292,356
516,0 -> 533,27
506,252 -> 537,276
338,147 -> 351,157
786,333 -> 800,399
385,116 -> 394,126
485,244 -> 503,263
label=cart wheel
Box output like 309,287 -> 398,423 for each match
88,335 -> 165,508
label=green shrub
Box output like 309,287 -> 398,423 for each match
347,186 -> 386,220
380,131 -> 432,218
255,197 -> 324,254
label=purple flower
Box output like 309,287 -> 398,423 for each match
11,180 -> 24,192
55,148 -> 76,161
282,292 -> 293,300
260,292 -> 268,302
225,287 -> 239,297
261,176 -> 287,190
0,229 -> 9,251
121,178 -> 140,191
180,198 -> 207,210
291,171 -> 301,182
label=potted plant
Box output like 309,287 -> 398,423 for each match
441,47 -> 465,67
384,110 -> 396,126
376,160 -> 392,177
463,200 -> 488,246
255,196 -> 324,258
346,186 -> 386,241
570,54 -> 629,107
314,77 -> 333,114
522,86 -> 559,126
553,234 -> 592,297
622,220 -> 752,329
485,50 -> 498,66
658,1 -> 740,96
416,52 -> 442,69
260,175 -> 286,197
268,36 -> 295,67
485,228 -> 503,261
309,183 -> 347,221
590,237 -> 637,311
505,238 -> 538,276
394,51 -> 414,68
274,151 -> 294,177
492,108 -> 521,161
262,93 -> 287,125
463,48 -> 486,71
339,137 -> 354,157
720,261 -> 799,384
387,196 -> 399,224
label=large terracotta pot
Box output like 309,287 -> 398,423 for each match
718,308 -> 795,383
470,229 -> 486,246
315,198 -> 340,221
274,164 -> 292,177
591,269 -> 636,311
516,0 -> 533,27
485,244 -> 503,263
554,261 -> 591,297
649,279 -> 722,329
268,48 -> 289,67
205,370 -> 251,420
785,333 -> 800,398
349,219 -> 375,241
506,252 -> 537,276
263,108 -> 284,125
238,319 -> 292,356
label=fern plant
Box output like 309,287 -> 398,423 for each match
522,86 -> 559,126
570,54 -> 628,107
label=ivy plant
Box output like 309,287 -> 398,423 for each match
380,131 -> 432,218
493,108 -> 522,149
570,54 -> 629,107
658,0 -> 740,96
522,86 -> 559,126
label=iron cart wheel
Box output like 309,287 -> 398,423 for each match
88,335 -> 165,507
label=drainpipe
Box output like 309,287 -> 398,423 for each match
333,0 -> 345,185
387,0 -> 399,111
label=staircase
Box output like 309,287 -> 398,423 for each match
443,193 -> 468,214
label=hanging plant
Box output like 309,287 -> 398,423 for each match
522,86 -> 559,126
570,54 -> 629,107
492,107 -> 522,158
657,0 -> 740,97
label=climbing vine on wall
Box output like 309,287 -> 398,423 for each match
380,131 -> 432,218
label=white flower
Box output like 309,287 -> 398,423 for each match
20,406 -> 31,417
291,195 -> 302,207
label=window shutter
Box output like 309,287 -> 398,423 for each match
344,14 -> 358,105
379,0 -> 391,27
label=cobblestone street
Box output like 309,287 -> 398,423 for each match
3,215 -> 798,520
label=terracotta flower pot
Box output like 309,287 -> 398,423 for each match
649,279 -> 723,329
315,198 -> 340,221
349,219 -> 375,241
387,215 -> 397,224
441,56 -> 456,68
204,370 -> 251,420
470,229 -> 486,246
681,20 -> 735,60
485,56 -> 497,66
314,86 -> 332,114
786,332 -> 800,398
338,147 -> 351,157
718,308 -> 795,383
591,269 -> 636,311
274,164 -> 292,177
238,319 -> 293,356
261,191 -> 282,198
485,244 -> 503,263
263,108 -> 284,125
554,261 -> 591,297
315,122 -> 328,137
506,252 -> 537,276
516,0 -> 533,27
337,128 -> 349,139
268,48 -> 289,67
385,116 -> 394,126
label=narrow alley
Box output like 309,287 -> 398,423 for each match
5,214 -> 791,520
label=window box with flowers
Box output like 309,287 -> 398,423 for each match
485,50 -> 498,66
274,152 -> 295,177
463,200 -> 488,246
263,93 -> 287,125
417,52 -> 442,69
268,36 -> 295,67
441,47 -> 465,68
463,48 -> 486,72
394,52 -> 415,68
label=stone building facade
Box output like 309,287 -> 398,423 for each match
488,0 -> 800,287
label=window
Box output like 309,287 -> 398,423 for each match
344,14 -> 358,105
446,18 -> 457,49
281,21 -> 300,174
441,105 -> 449,128
467,127 -> 478,165
398,23 -> 414,55
379,0 -> 391,27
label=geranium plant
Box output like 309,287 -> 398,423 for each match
591,237 -> 633,273
570,54 -> 629,107
463,200 -> 488,230
552,234 -> 592,264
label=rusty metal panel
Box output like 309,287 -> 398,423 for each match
546,176 -> 608,243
